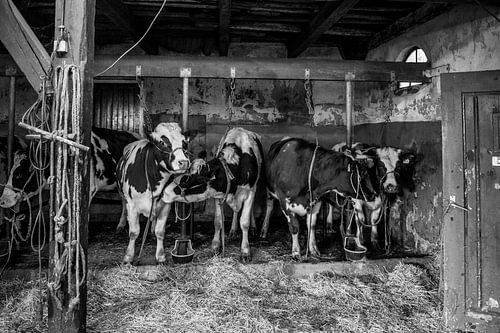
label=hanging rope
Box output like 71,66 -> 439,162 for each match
45,64 -> 87,314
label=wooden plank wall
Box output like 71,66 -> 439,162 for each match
93,83 -> 141,134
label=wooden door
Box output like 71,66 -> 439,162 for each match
442,71 -> 500,332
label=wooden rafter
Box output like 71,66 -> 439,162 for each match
0,0 -> 50,90
368,3 -> 452,50
94,55 -> 431,82
98,0 -> 159,55
287,0 -> 361,58
218,0 -> 231,56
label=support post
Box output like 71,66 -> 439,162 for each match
48,0 -> 95,332
180,67 -> 190,240
7,71 -> 16,172
345,72 -> 355,149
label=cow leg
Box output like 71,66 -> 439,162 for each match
116,198 -> 128,232
352,199 -> 366,248
239,190 -> 255,262
306,202 -> 322,257
370,206 -> 383,250
123,204 -> 139,264
154,202 -> 171,264
228,210 -> 239,239
260,197 -> 274,239
326,204 -> 335,234
211,199 -> 223,254
282,208 -> 300,259
249,209 -> 257,237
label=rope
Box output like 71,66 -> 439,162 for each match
138,150 -> 154,262
95,0 -> 169,77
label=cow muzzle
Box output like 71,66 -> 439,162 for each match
384,183 -> 399,194
171,159 -> 190,174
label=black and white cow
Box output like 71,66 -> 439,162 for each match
0,127 -> 140,220
328,142 -> 418,249
266,138 -> 378,259
0,135 -> 27,199
157,127 -> 264,261
116,122 -> 192,264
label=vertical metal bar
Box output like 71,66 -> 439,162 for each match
345,72 -> 355,149
473,95 -> 483,308
461,93 -> 469,312
182,76 -> 189,131
180,68 -> 190,239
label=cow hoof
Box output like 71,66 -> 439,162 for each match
326,226 -> 336,234
371,240 -> 381,251
228,230 -> 238,240
259,232 -> 268,239
310,249 -> 321,258
115,225 -> 125,233
122,255 -> 134,265
211,242 -> 221,256
156,254 -> 167,264
240,254 -> 251,263
291,253 -> 301,261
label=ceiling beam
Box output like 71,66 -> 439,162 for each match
94,55 -> 431,82
98,0 -> 159,54
368,3 -> 452,50
287,0 -> 361,58
0,0 -> 50,90
218,0 -> 231,56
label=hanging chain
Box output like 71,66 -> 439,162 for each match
137,77 -> 153,136
228,76 -> 236,124
304,70 -> 314,115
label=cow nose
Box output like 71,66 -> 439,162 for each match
178,159 -> 190,170
385,184 -> 399,194
0,199 -> 7,208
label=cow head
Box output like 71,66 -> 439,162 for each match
372,147 -> 403,194
0,152 -> 40,208
148,122 -> 192,173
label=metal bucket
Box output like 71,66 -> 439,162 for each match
171,239 -> 195,264
344,236 -> 367,261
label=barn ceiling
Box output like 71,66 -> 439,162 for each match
1,0 -> 497,59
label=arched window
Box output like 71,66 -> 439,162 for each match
399,47 -> 429,89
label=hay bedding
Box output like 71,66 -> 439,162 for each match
0,257 -> 442,333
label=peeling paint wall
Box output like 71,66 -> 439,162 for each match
363,5 -> 500,253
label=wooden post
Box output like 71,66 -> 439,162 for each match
48,1 -> 95,332
345,72 -> 355,148
7,71 -> 16,172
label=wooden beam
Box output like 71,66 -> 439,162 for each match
47,0 -> 95,332
98,0 -> 159,54
0,0 -> 50,90
218,0 -> 231,56
288,0 -> 361,58
368,3 -> 452,50
94,55 -> 430,82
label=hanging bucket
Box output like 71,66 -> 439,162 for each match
344,236 -> 367,261
171,239 -> 195,264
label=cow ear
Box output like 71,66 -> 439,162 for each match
401,151 -> 417,165
183,130 -> 199,142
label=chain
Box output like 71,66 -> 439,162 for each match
304,76 -> 314,115
137,78 -> 153,136
228,77 -> 236,124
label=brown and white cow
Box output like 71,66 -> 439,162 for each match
116,122 -> 192,264
158,127 -> 264,261
0,127 -> 140,222
266,138 -> 378,259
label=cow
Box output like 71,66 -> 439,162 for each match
116,122 -> 192,264
156,127 -> 264,262
0,135 -> 27,198
265,137 -> 378,259
328,142 -> 418,249
0,127 -> 140,226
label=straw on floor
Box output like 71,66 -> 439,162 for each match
0,257 -> 442,333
